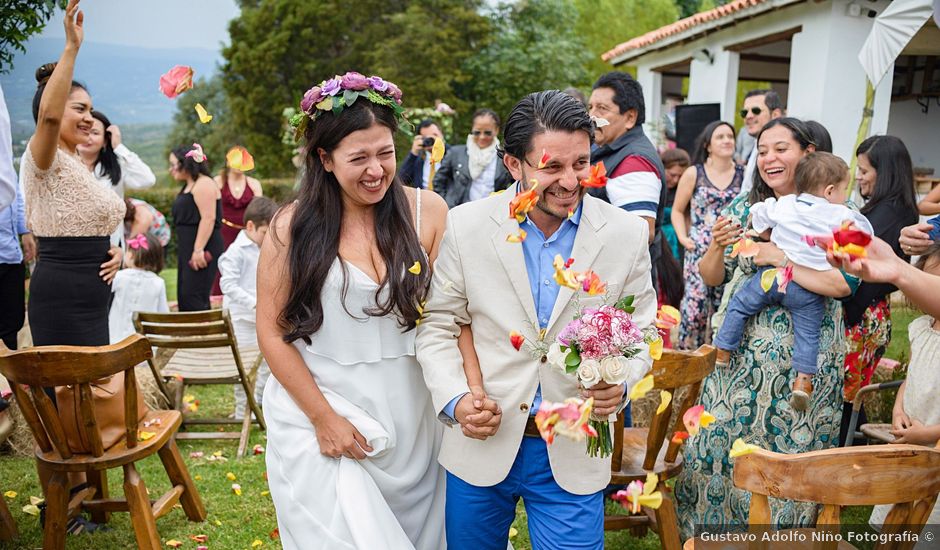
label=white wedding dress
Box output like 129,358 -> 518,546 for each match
263,256 -> 446,550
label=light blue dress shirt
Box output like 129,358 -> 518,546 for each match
0,180 -> 27,264
443,192 -> 582,420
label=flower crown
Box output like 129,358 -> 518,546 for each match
289,71 -> 405,138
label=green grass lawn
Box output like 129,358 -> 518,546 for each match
0,284 -> 915,549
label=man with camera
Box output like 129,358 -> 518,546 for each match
399,119 -> 447,189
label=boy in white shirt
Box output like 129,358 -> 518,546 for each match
219,197 -> 278,418
713,152 -> 873,411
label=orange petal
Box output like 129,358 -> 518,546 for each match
538,149 -> 550,169
738,238 -> 759,258
506,229 -> 527,243
671,431 -> 690,444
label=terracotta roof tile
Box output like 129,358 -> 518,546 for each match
602,0 -> 767,62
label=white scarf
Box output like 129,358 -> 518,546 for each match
466,134 -> 499,180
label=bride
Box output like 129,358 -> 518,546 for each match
256,72 -> 450,549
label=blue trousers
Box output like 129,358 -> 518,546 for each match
445,436 -> 604,550
713,266 -> 825,375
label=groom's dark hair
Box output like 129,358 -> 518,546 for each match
500,90 -> 594,161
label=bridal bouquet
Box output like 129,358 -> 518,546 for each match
545,294 -> 657,458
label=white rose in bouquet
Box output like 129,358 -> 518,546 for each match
576,359 -> 603,388
600,355 -> 631,385
546,342 -> 568,374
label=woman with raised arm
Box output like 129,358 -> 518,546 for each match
21,0 -> 124,350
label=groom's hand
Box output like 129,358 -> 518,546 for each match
582,381 -> 625,416
454,394 -> 502,440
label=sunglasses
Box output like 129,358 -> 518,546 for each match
471,130 -> 494,137
740,106 -> 763,118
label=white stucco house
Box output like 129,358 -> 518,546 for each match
602,0 -> 939,182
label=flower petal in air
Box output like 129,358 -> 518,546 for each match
580,161 -> 608,188
671,431 -> 690,444
760,268 -> 778,292
737,238 -> 759,258
729,438 -> 761,458
408,261 -> 421,275
655,305 -> 680,329
226,146 -> 255,171
184,143 -> 206,163
509,331 -> 525,351
159,65 -> 194,98
649,336 -> 663,360
629,374 -> 654,401
509,182 -> 539,223
683,404 -> 716,436
194,103 -> 213,123
431,138 -> 446,164
656,390 -> 672,415
580,271 -> 607,295
506,229 -> 527,243
538,149 -> 550,169
833,221 -> 872,247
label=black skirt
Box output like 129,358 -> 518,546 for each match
28,237 -> 111,347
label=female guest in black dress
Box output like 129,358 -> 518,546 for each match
170,145 -> 223,311
22,4 -> 124,349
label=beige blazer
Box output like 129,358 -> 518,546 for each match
416,188 -> 656,495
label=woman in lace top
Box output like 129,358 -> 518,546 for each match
20,0 -> 125,350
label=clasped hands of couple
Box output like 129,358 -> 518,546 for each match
452,381 -> 627,441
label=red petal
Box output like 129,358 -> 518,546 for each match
509,331 -> 525,351
833,226 -> 872,247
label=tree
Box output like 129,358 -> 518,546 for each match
458,0 -> 594,123
165,74 -> 240,177
0,0 -> 66,74
572,0 -> 679,77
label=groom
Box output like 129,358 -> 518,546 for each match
416,90 -> 655,549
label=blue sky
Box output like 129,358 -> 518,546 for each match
32,0 -> 240,51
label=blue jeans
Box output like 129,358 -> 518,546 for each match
445,437 -> 604,550
714,266 -> 825,375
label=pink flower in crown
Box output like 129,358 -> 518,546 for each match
321,77 -> 342,97
340,71 -> 370,91
386,81 -> 403,103
301,86 -> 323,113
368,76 -> 389,92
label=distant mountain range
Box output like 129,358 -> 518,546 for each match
1,38 -> 222,137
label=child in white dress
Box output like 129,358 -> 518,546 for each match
108,233 -> 168,343
219,197 -> 277,417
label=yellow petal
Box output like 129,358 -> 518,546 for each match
137,431 -> 156,441
214,520 -> 223,526
226,472 -> 237,481
3,491 -> 15,499
628,374 -> 654,401
22,503 -> 40,516
729,438 -> 760,458
431,137 -> 445,163
644,472 -> 659,494
509,527 -> 518,538
29,496 -> 43,506
232,483 -> 242,495
194,103 -> 213,123
165,540 -> 183,548
194,475 -> 202,480
760,268 -> 778,292
656,390 -> 672,415
699,411 -> 716,430
660,305 -> 680,323
261,490 -> 270,496
408,261 -> 421,275
649,337 -> 663,360
637,491 -> 663,510
252,540 -> 263,547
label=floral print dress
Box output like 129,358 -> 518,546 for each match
678,164 -> 742,349
674,194 -> 854,540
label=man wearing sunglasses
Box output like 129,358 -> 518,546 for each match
739,89 -> 784,195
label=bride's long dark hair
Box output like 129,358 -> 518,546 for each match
278,100 -> 430,344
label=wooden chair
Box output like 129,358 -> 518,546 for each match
134,309 -> 265,457
605,345 -> 717,550
0,335 -> 206,550
844,380 -> 904,446
684,444 -> 940,549
0,377 -> 16,542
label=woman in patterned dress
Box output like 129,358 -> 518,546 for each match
674,118 -> 857,539
671,121 -> 742,349
839,135 -> 918,444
